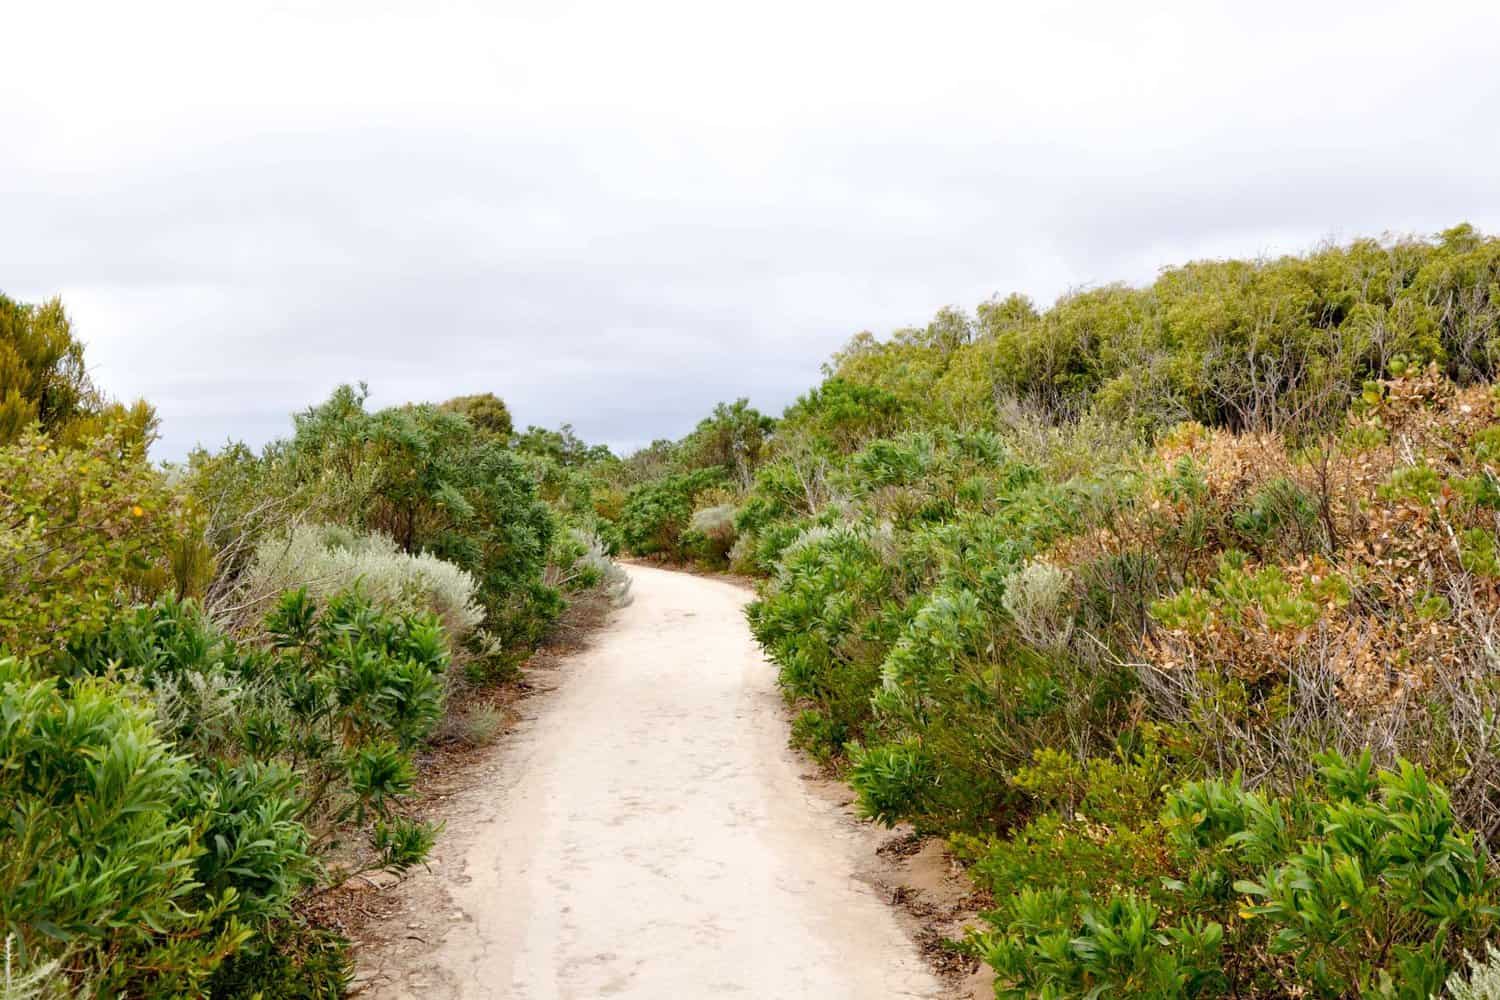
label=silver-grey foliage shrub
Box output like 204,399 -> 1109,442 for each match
1448,944 -> 1500,1000
569,529 -> 632,608
689,504 -> 737,545
241,523 -> 485,637
1001,560 -> 1074,655
776,520 -> 896,584
687,503 -> 738,564
2,936 -> 61,1000
727,534 -> 757,575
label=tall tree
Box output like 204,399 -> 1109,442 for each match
0,292 -> 156,447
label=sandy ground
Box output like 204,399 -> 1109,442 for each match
351,563 -> 955,999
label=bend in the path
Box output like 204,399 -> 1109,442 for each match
356,563 -> 946,999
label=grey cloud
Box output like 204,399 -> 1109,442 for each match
3,2 -> 1500,459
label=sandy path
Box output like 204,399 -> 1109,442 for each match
354,563 -> 946,999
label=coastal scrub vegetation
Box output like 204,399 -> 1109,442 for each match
0,291 -> 629,997
593,224 -> 1500,997
10,221 -> 1500,997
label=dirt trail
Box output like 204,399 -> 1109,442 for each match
353,563 -> 949,999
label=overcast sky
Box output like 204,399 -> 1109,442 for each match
4,0 -> 1499,459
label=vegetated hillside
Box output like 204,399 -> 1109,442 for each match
596,224 -> 1500,997
0,298 -> 628,998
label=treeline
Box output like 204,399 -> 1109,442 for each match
589,224 -> 1500,997
1,297 -> 627,997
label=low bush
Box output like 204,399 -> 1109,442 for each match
0,428 -> 209,660
685,503 -> 737,566
546,528 -> 632,609
239,523 -> 484,638
283,386 -> 560,656
0,658 -> 251,996
3,588 -> 447,995
205,921 -> 351,1000
1001,560 -> 1074,655
977,752 -> 1499,999
530,528 -> 634,658
618,468 -> 723,559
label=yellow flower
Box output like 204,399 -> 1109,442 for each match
131,505 -> 145,518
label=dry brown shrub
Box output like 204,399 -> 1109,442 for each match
1050,371 -> 1500,832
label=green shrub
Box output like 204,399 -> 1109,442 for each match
618,468 -> 723,559
748,521 -> 896,754
778,377 -> 905,455
679,399 -> 775,486
285,386 -> 559,654
849,741 -> 936,827
1460,528 -> 1500,577
788,709 -> 845,762
63,588 -> 445,865
545,528 -> 632,609
1231,476 -> 1323,557
0,429 -> 206,660
982,889 -> 1224,1000
1379,461 -> 1445,502
205,921 -> 351,1000
1221,755 -> 1495,997
1150,553 -> 1350,634
0,658 -> 249,996
976,753 -> 1499,998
